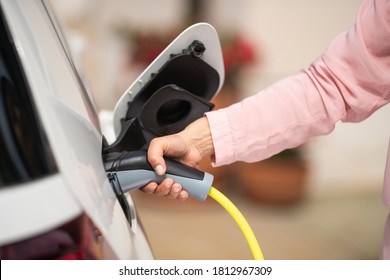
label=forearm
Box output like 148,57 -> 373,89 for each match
206,67 -> 340,166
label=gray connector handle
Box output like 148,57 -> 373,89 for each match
104,150 -> 213,201
113,169 -> 213,201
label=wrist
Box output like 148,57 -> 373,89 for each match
183,116 -> 215,158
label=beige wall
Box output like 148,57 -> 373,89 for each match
50,0 -> 389,197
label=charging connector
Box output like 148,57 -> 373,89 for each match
104,150 -> 264,259
104,150 -> 213,201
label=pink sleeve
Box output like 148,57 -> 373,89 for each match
206,0 -> 390,166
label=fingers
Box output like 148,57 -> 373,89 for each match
141,182 -> 158,194
146,133 -> 192,201
140,179 -> 189,201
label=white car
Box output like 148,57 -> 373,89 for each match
0,0 -> 223,259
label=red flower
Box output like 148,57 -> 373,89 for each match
120,28 -> 258,81
221,35 -> 257,76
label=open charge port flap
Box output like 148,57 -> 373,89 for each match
103,40 -> 219,155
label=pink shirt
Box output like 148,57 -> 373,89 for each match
206,0 -> 390,259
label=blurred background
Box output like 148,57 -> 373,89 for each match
49,0 -> 390,259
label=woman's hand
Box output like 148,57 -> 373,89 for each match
142,116 -> 215,201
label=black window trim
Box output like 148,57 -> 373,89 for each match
0,4 -> 58,187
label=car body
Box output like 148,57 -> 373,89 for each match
0,0 -> 223,260
0,0 -> 153,259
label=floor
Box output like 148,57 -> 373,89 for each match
132,184 -> 388,260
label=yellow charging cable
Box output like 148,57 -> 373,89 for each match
208,186 -> 264,260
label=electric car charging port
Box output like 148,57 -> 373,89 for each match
102,39 -> 220,227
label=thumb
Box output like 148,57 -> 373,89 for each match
148,138 -> 167,176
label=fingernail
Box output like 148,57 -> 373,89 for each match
155,164 -> 164,176
179,192 -> 188,201
172,185 -> 180,193
165,179 -> 173,188
150,185 -> 157,193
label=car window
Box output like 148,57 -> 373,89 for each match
0,8 -> 57,187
